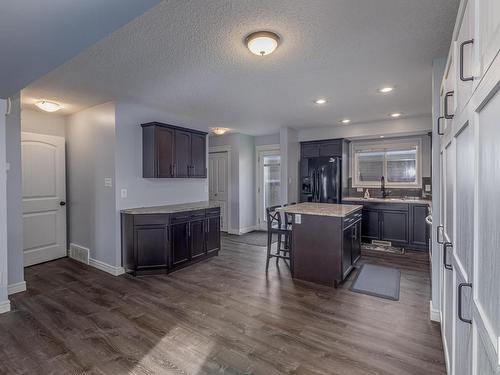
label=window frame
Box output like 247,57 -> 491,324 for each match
351,139 -> 422,189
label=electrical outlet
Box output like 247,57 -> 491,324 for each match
356,187 -> 363,192
104,178 -> 112,188
295,214 -> 302,224
120,189 -> 128,198
425,184 -> 431,192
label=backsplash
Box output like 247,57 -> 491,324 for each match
344,177 -> 432,199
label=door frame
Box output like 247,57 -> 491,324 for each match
208,146 -> 232,234
255,144 -> 281,230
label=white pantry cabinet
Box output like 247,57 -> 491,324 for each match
436,0 -> 500,374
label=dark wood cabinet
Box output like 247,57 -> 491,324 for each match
121,206 -> 220,275
381,211 -> 408,245
171,222 -> 190,266
351,221 -> 361,263
342,211 -> 362,279
342,226 -> 353,278
142,122 -> 207,179
300,139 -> 343,159
361,209 -> 380,241
409,204 -> 429,248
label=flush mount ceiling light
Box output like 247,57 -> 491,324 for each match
340,119 -> 351,124
378,87 -> 394,93
245,31 -> 280,56
211,127 -> 230,136
390,112 -> 402,118
35,100 -> 61,112
314,98 -> 328,105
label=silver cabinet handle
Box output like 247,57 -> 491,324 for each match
460,39 -> 474,82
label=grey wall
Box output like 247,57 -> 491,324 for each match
0,99 -> 9,304
280,128 -> 299,205
66,102 -> 117,266
255,133 -> 279,146
5,93 -> 24,287
21,109 -> 66,137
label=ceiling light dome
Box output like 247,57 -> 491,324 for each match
211,127 -> 230,136
246,31 -> 280,56
36,100 -> 61,112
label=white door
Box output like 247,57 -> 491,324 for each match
209,152 -> 228,232
257,149 -> 281,230
21,132 -> 66,267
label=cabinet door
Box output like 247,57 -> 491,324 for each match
361,209 -> 380,241
190,219 -> 206,259
381,211 -> 408,245
456,0 -> 476,115
171,222 -> 190,266
351,222 -> 361,264
478,0 -> 500,76
319,141 -> 342,157
342,227 -> 353,278
206,216 -> 220,253
156,126 -> 175,178
301,143 -> 319,158
409,204 -> 429,249
135,226 -> 168,271
174,130 -> 191,178
190,133 -> 206,178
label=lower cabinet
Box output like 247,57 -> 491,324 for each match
342,212 -> 362,280
361,209 -> 380,241
380,210 -> 408,246
121,207 -> 221,275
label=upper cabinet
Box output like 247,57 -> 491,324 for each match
300,139 -> 343,158
142,122 -> 207,178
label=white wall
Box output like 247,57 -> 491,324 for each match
255,133 -> 279,146
5,93 -> 24,288
280,127 -> 299,204
21,109 -> 66,137
66,102 -> 117,267
0,99 -> 10,312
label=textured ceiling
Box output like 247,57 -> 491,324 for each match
22,0 -> 459,135
0,0 -> 161,98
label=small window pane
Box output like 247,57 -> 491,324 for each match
357,151 -> 384,182
263,155 -> 281,212
386,149 -> 417,183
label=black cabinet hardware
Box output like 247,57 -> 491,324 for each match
444,91 -> 454,119
460,39 -> 474,82
437,116 -> 445,136
458,283 -> 472,324
443,242 -> 453,270
437,225 -> 444,244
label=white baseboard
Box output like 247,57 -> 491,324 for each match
8,281 -> 26,295
0,300 -> 11,314
236,225 -> 258,235
89,258 -> 125,276
429,300 -> 441,322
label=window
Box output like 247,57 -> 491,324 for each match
352,140 -> 421,188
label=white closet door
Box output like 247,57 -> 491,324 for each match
208,152 -> 228,232
474,84 -> 500,375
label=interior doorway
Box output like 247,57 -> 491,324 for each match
208,151 -> 229,232
21,132 -> 66,267
256,146 -> 281,230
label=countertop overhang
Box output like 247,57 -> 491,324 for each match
121,201 -> 220,215
277,203 -> 363,218
343,197 -> 431,205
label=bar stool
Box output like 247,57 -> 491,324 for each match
265,205 -> 293,273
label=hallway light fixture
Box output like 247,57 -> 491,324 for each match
378,87 -> 394,93
36,100 -> 61,112
246,31 -> 280,56
314,98 -> 328,105
211,127 -> 229,136
390,112 -> 402,118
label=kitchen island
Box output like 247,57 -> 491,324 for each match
278,202 -> 363,287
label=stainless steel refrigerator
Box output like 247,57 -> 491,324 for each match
300,156 -> 341,203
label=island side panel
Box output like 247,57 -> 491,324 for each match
292,214 -> 343,287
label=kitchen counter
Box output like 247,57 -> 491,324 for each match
277,202 -> 363,217
121,201 -> 220,215
343,197 -> 431,205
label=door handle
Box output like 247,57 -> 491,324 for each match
437,116 -> 445,136
443,242 -> 453,270
460,39 -> 474,82
458,283 -> 472,324
444,91 -> 454,119
60,201 -> 66,206
437,225 -> 444,244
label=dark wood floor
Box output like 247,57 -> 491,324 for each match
0,238 -> 445,375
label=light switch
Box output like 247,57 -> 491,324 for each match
295,214 -> 302,224
104,177 -> 112,188
425,184 -> 431,192
120,189 -> 128,198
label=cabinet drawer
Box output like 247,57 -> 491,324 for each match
362,202 -> 409,212
206,207 -> 221,217
170,212 -> 191,224
134,214 -> 169,226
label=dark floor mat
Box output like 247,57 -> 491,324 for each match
351,264 -> 401,301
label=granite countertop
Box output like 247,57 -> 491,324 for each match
121,201 -> 220,215
277,203 -> 363,218
343,197 -> 432,205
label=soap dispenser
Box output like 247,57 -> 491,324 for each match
364,189 -> 370,199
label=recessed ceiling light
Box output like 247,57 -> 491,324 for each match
35,100 -> 61,112
390,112 -> 402,118
245,31 -> 280,56
314,99 -> 327,105
340,119 -> 351,124
211,127 -> 230,136
378,87 -> 394,93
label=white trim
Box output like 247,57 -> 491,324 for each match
89,258 -> 125,276
209,145 -> 232,234
8,281 -> 26,295
0,300 -> 10,314
236,225 -> 259,235
429,300 -> 441,322
256,145 -> 281,230
256,144 -> 280,152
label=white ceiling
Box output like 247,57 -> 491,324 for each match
0,0 -> 161,98
22,0 -> 459,135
